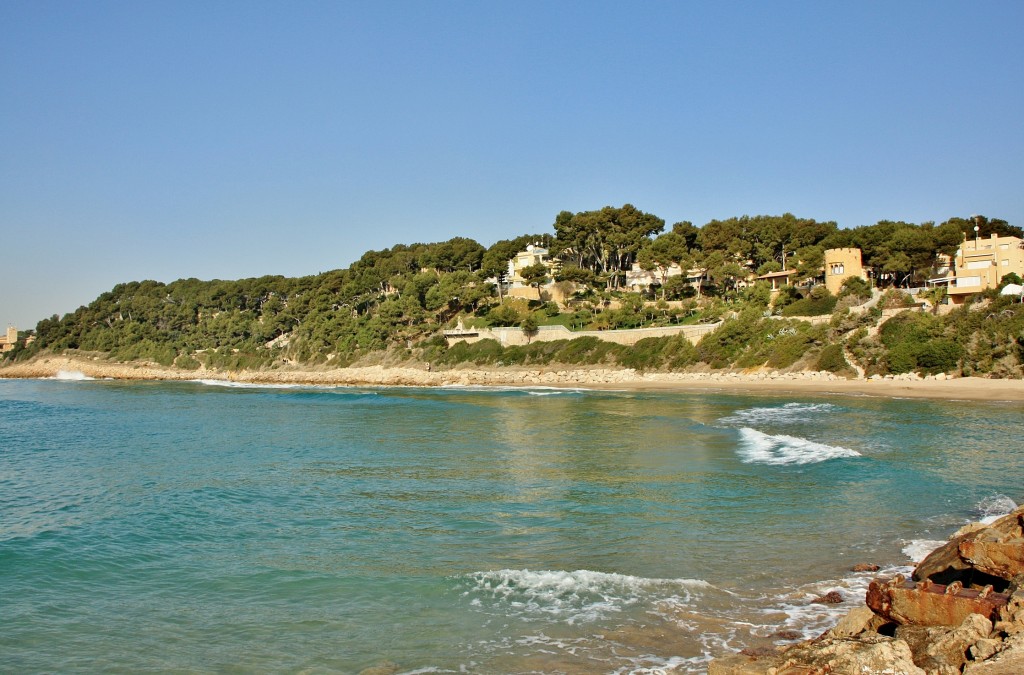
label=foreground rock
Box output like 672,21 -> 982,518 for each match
710,507 -> 1024,674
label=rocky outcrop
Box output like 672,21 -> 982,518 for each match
709,506 -> 1024,674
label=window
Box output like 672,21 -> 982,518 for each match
830,263 -> 844,275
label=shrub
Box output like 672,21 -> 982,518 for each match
698,309 -> 769,368
838,277 -> 871,302
174,354 -> 202,370
879,289 -> 915,310
816,344 -> 848,373
487,303 -> 521,327
780,287 -> 837,317
915,339 -> 962,374
618,336 -> 698,371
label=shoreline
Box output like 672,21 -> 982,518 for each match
4,354 -> 1024,401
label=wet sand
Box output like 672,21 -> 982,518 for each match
4,354 -> 1024,401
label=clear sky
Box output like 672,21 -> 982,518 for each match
2,1 -> 1022,329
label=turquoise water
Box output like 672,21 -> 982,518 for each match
1,377 -> 1021,673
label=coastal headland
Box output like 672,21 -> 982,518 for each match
4,354 -> 1024,402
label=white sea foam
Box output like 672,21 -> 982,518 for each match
764,556 -> 916,642
53,370 -> 94,381
975,494 -> 1018,523
903,539 -> 946,563
188,379 -> 353,391
720,402 -> 838,426
191,379 -> 302,389
462,569 -> 711,625
736,428 -> 861,465
441,384 -> 590,395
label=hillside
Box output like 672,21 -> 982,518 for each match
5,209 -> 1024,379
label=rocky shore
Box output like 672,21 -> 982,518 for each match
710,506 -> 1024,674
3,354 -> 1024,401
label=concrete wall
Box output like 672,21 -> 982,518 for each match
445,322 -> 722,348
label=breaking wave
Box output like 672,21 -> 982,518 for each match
440,384 -> 590,395
191,379 -> 309,389
460,569 -> 711,625
736,428 -> 861,465
901,497 -> 1018,566
903,539 -> 945,563
53,370 -> 94,381
720,402 -> 839,426
975,494 -> 1018,523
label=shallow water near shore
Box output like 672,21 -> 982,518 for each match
1,378 -> 1021,673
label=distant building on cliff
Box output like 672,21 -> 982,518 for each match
940,233 -> 1024,304
823,248 -> 869,295
1,326 -> 19,353
506,244 -> 558,300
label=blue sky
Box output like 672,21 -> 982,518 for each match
2,1 -> 1022,329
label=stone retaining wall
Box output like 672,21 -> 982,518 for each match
444,322 -> 721,348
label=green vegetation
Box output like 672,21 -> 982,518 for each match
6,207 -> 1023,378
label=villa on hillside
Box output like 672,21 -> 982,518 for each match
824,248 -> 870,295
1,326 -> 20,353
755,269 -> 799,294
625,263 -> 705,293
928,233 -> 1024,304
505,244 -> 559,300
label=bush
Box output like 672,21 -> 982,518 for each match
816,344 -> 849,373
487,303 -> 522,327
555,337 -> 622,365
174,354 -> 202,370
780,287 -> 837,317
698,309 -> 769,368
879,289 -> 915,310
915,339 -> 962,374
838,277 -> 871,302
618,336 -> 698,371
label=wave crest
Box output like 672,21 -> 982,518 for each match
53,370 -> 94,381
975,495 -> 1018,523
737,428 -> 860,465
461,569 -> 710,625
721,402 -> 839,426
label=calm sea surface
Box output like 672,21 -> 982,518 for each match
1,376 -> 1021,673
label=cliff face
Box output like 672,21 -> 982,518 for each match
710,507 -> 1024,675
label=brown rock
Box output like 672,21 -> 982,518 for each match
811,590 -> 843,604
964,632 -> 1024,674
914,508 -> 1024,587
777,634 -> 925,675
895,624 -> 950,671
867,576 -> 1009,626
914,533 -> 982,584
852,563 -> 881,572
960,538 -> 1024,580
707,651 -> 783,675
771,629 -> 804,641
927,613 -> 993,671
971,638 -> 1003,661
827,605 -> 887,638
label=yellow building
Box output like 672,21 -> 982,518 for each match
504,244 -> 560,299
945,234 -> 1024,304
0,326 -> 18,353
823,248 -> 868,295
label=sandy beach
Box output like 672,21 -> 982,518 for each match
4,354 -> 1024,401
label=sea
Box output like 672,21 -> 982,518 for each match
1,374 -> 1021,674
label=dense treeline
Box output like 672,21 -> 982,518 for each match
9,207 -> 1024,378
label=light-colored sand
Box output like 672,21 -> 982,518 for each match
4,354 -> 1024,401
